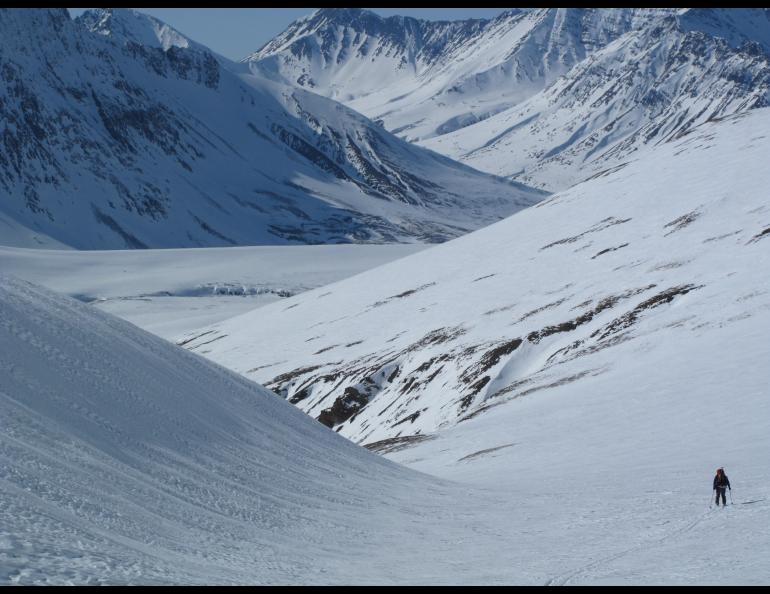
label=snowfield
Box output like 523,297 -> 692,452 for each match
180,109 -> 770,447
0,277 -> 524,585
0,244 -> 423,339
3,273 -> 767,585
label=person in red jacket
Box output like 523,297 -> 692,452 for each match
713,467 -> 731,507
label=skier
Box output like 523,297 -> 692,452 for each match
713,467 -> 731,507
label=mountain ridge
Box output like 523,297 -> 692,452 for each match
0,8 -> 541,249
247,8 -> 770,191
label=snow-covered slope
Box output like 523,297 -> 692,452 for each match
4,245 -> 768,585
0,211 -> 69,249
0,9 -> 541,249
0,243 -> 423,339
247,8 -> 670,143
424,8 -> 770,190
2,275 -> 539,585
170,108 -> 770,584
179,107 -> 770,447
78,7 -> 213,56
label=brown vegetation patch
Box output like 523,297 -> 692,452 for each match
540,216 -> 632,251
664,210 -> 701,236
363,434 -> 435,454
591,284 -> 703,341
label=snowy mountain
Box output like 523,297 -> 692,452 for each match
77,7 -> 213,55
249,8 -> 770,192
5,106 -> 770,582
0,9 -> 540,249
4,8 -> 770,585
247,8 -> 671,144
167,106 -> 770,584
427,8 -> 770,190
178,107 -> 770,448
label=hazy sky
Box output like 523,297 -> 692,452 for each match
67,8 -> 511,61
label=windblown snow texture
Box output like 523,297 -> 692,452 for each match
0,276 -> 518,585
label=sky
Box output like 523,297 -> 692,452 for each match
67,8 -> 511,61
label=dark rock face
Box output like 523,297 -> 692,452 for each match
129,44 -> 221,90
363,434 -> 435,454
0,9 -> 226,247
748,226 -> 770,244
318,386 -> 369,428
261,271 -> 709,443
591,285 -> 704,341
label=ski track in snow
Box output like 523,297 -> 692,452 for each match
545,507 -> 713,586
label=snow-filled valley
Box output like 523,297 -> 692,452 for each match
0,244 -> 423,339
0,9 -> 541,249
2,6 -> 770,586
0,277 -> 519,585
176,108 -> 770,583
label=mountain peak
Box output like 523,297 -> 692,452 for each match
306,8 -> 468,28
77,8 -> 197,53
311,7 -> 371,21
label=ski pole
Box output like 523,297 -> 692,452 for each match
729,489 -> 734,505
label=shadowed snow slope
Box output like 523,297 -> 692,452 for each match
0,276 -> 531,585
0,9 -> 541,249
